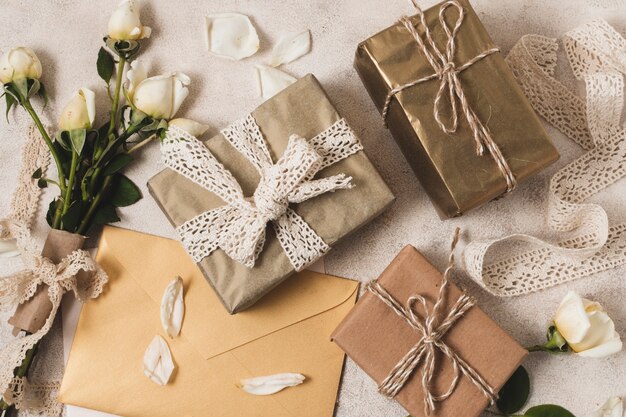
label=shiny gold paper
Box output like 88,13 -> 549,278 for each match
355,0 -> 559,218
60,226 -> 359,417
148,74 -> 394,314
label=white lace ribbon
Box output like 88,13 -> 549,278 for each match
162,116 -> 363,271
463,19 -> 626,296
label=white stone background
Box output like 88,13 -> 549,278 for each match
1,0 -> 625,416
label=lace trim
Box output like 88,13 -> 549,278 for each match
463,19 -> 626,296
161,118 -> 363,271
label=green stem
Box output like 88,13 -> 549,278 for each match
55,149 -> 79,229
526,345 -> 547,353
127,133 -> 155,154
21,99 -> 66,192
77,176 -> 112,235
107,56 -> 126,139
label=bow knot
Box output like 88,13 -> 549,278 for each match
162,116 -> 363,271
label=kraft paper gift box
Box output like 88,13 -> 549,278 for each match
331,245 -> 527,417
148,74 -> 394,314
355,0 -> 559,218
60,226 -> 359,417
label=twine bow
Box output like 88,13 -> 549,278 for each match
366,228 -> 497,416
0,218 -> 108,408
161,116 -> 363,271
382,0 -> 517,192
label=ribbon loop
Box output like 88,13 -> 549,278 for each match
162,116 -> 363,271
384,1 -> 517,193
367,229 -> 497,416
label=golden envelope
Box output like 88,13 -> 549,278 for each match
60,226 -> 358,417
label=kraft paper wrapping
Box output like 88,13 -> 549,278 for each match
148,74 -> 394,314
332,245 -> 527,417
355,0 -> 559,218
9,229 -> 86,333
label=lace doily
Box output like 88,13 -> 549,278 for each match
161,117 -> 363,271
463,19 -> 626,296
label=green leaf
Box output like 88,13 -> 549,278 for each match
37,178 -> 48,188
524,404 -> 576,417
110,174 -> 142,207
93,204 -> 120,225
55,131 -> 72,152
61,201 -> 82,232
32,167 -> 43,179
27,78 -> 40,98
37,82 -> 48,108
5,92 -> 16,121
70,129 -> 87,155
46,199 -> 60,227
97,47 -> 116,84
497,366 -> 530,414
103,153 -> 133,176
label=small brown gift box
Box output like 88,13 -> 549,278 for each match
331,245 -> 527,417
148,74 -> 395,314
355,0 -> 559,218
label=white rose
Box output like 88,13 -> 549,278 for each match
593,397 -> 623,417
107,0 -> 152,41
127,60 -> 190,120
58,88 -> 96,131
554,291 -> 622,358
168,118 -> 209,137
0,47 -> 42,85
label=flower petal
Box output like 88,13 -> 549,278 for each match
240,373 -> 305,395
269,30 -> 311,67
169,118 -> 209,137
80,88 -> 96,127
126,60 -> 147,95
254,65 -> 297,100
160,277 -> 185,338
593,397 -> 623,417
0,238 -> 20,258
143,335 -> 175,386
205,13 -> 260,60
554,291 -> 591,344
169,72 -> 190,119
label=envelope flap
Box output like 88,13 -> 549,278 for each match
101,226 -> 359,359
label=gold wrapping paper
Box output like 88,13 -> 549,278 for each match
355,0 -> 559,218
148,74 -> 394,314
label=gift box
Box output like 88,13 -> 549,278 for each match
355,0 -> 559,218
148,74 -> 394,314
331,245 -> 527,417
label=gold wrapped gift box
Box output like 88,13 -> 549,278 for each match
355,0 -> 559,218
149,74 -> 394,313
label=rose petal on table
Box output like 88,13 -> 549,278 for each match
269,30 -> 311,67
240,373 -> 305,395
254,65 -> 297,100
160,276 -> 185,338
0,237 -> 20,258
593,397 -> 623,417
143,335 -> 175,386
204,13 -> 260,60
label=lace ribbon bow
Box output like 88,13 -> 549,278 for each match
161,116 -> 363,270
382,0 -> 516,192
464,19 -> 626,296
366,229 -> 497,416
0,218 -> 108,409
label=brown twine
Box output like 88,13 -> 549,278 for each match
366,228 -> 498,416
382,0 -> 517,193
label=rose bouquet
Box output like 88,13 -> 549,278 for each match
0,1 -> 205,415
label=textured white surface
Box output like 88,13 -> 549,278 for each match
1,1 -> 625,416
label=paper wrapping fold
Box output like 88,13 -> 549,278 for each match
148,74 -> 394,314
9,229 -> 85,334
331,245 -> 527,417
355,0 -> 558,218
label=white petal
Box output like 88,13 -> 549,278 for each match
143,335 -> 175,386
240,373 -> 305,396
169,72 -> 190,119
269,30 -> 311,67
0,238 -> 20,258
577,335 -> 623,358
126,60 -> 147,95
205,13 -> 260,60
160,277 -> 185,338
593,397 -> 623,417
168,118 -> 209,137
80,88 -> 96,127
254,65 -> 297,100
554,291 -> 591,344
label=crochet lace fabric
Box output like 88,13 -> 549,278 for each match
161,117 -> 363,271
463,19 -> 626,296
